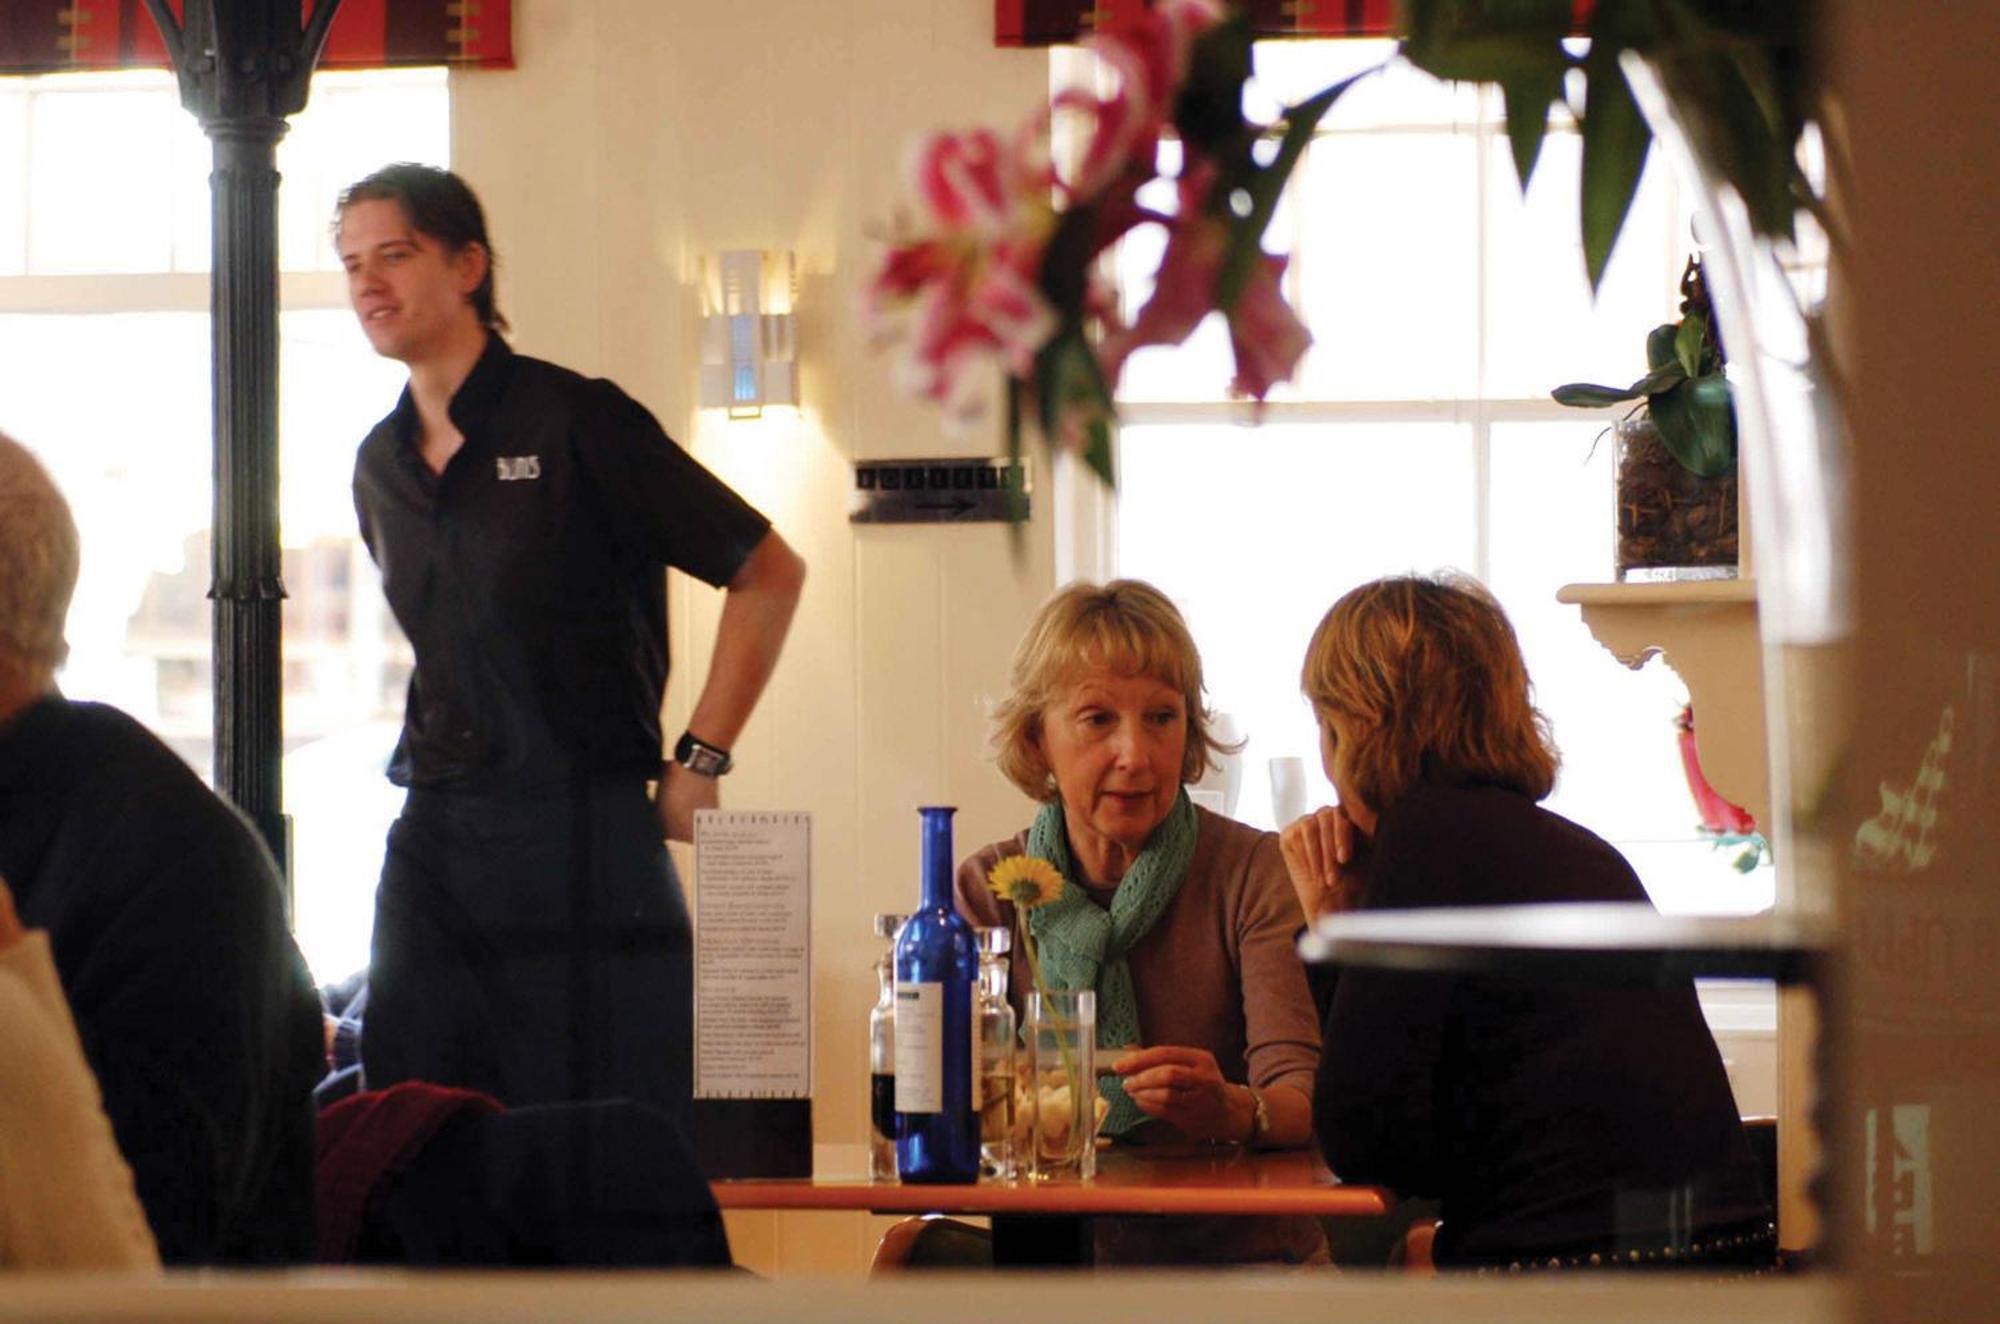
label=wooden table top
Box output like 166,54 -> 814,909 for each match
710,1143 -> 1390,1218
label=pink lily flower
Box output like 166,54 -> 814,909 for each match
1097,162 -> 1311,405
1059,0 -> 1224,211
1224,248 -> 1311,402
863,122 -> 1060,425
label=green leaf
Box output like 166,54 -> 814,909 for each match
1174,13 -> 1253,160
1003,377 -> 1029,523
1645,322 -> 1681,371
1080,414 -> 1115,490
1674,311 -> 1707,380
1398,0 -> 1570,192
1215,66 -> 1377,311
1036,206 -> 1101,320
1031,326 -> 1080,445
1648,375 -> 1735,478
1031,324 -> 1117,489
1579,51 -> 1652,292
1500,64 -> 1566,191
1553,356 -> 1685,408
1630,361 -> 1689,396
1684,372 -> 1737,474
1552,381 -> 1643,408
1401,0 -> 1574,84
1652,0 -> 1806,245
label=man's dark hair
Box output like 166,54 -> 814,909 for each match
336,163 -> 509,333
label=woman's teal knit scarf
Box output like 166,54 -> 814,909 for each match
1026,789 -> 1197,1137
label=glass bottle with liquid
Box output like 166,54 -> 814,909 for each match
893,805 -> 980,1184
867,912 -> 906,1181
975,925 -> 1017,1179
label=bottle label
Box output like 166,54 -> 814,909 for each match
894,981 -> 943,1113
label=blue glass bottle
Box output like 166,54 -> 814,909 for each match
893,805 -> 980,1183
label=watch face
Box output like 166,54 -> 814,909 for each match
676,733 -> 731,776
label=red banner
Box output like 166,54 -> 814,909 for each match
0,0 -> 513,74
998,0 -> 1400,45
998,0 -> 1592,46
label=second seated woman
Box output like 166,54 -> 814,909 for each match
1281,574 -> 1772,1271
955,579 -> 1327,1267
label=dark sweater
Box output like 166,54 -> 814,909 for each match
0,696 -> 324,1264
1309,782 -> 1769,1266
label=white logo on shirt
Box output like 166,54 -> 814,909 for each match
496,455 -> 542,481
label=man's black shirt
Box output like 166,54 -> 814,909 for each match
353,334 -> 770,790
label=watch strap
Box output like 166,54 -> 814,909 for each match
1245,1085 -> 1271,1145
673,731 -> 733,777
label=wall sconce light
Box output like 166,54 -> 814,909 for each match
700,249 -> 798,418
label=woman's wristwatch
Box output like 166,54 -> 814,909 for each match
1243,1085 -> 1271,1145
672,730 -> 734,778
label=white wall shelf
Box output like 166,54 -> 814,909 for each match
1556,579 -> 1767,832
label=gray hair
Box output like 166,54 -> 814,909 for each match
0,433 -> 80,689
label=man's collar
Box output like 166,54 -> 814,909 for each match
389,331 -> 515,458
447,331 -> 515,437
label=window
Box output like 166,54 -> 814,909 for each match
0,67 -> 449,984
1065,41 -> 1776,920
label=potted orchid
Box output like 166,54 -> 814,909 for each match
1553,253 -> 1740,580
863,1 -> 1829,500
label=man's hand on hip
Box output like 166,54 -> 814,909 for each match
658,762 -> 718,843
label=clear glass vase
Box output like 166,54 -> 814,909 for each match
1023,989 -> 1096,1181
1614,414 -> 1740,582
1624,51 -> 1853,1258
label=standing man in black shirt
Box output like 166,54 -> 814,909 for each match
336,164 -> 806,1124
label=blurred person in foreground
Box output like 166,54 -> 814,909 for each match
958,579 -> 1326,1266
0,875 -> 159,1270
1283,573 -> 1772,1271
0,432 -> 322,1263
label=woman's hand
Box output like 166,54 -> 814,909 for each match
1113,1045 -> 1254,1143
1279,804 -> 1364,925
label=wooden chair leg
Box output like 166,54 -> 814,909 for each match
1396,1220 -> 1439,1277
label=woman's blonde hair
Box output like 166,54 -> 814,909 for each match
991,579 -> 1232,801
1300,573 -> 1558,811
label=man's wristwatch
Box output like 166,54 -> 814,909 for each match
672,731 -> 734,777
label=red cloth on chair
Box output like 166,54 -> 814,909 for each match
315,1082 -> 502,1262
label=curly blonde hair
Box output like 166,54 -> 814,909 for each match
1300,574 -> 1558,811
991,579 -> 1233,802
0,433 -> 79,690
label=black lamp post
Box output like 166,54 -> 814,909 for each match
140,0 -> 342,872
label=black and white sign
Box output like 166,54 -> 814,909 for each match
849,456 -> 1032,523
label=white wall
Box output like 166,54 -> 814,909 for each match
449,0 -> 1057,1272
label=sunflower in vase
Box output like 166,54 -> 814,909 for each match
988,855 -> 1109,1166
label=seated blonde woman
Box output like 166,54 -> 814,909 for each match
0,877 -> 159,1270
1282,574 -> 1772,1271
956,579 -> 1325,1266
